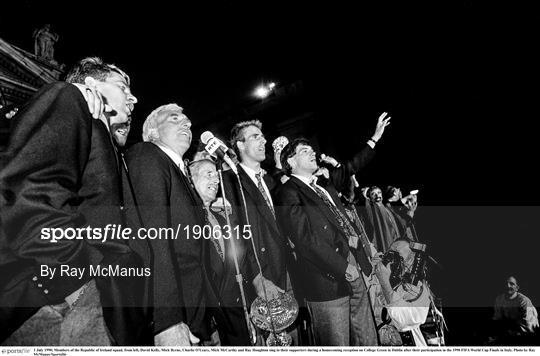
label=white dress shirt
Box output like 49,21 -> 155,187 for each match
292,174 -> 336,206
240,163 -> 274,207
154,142 -> 186,175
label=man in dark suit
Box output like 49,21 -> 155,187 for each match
223,120 -> 287,300
0,57 -> 149,345
188,158 -> 253,345
274,113 -> 390,346
124,103 -> 207,345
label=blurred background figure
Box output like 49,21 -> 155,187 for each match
383,186 -> 419,241
488,276 -> 539,345
370,239 -> 438,346
362,186 -> 400,253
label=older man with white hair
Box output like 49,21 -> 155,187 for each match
124,103 -> 209,346
188,159 -> 254,345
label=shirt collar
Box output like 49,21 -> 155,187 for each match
240,163 -> 264,180
292,174 -> 316,187
154,142 -> 185,171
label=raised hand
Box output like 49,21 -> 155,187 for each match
320,153 -> 339,168
371,112 -> 391,142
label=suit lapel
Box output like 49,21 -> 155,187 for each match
153,145 -> 206,222
325,185 -> 349,219
238,167 -> 280,235
289,176 -> 344,232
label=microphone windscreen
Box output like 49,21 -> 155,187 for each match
201,131 -> 214,144
272,136 -> 289,152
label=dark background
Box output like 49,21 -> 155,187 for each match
1,0 -> 539,345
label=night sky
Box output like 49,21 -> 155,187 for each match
1,1 -> 539,344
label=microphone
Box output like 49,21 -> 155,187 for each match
318,153 -> 340,168
201,131 -> 238,174
272,136 -> 289,153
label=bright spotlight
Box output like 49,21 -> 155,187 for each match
254,85 -> 270,99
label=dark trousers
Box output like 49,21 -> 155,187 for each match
2,280 -> 112,346
211,306 -> 252,346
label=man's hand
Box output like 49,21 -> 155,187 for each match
371,252 -> 391,282
154,322 -> 200,346
320,153 -> 339,168
371,252 -> 396,304
345,264 -> 359,282
211,197 -> 232,215
361,187 -> 369,199
406,194 -> 418,216
314,167 -> 330,179
71,83 -> 112,120
348,235 -> 359,249
253,274 -> 284,300
371,112 -> 391,142
369,242 -> 379,257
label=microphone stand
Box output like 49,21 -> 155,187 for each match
229,163 -> 280,345
216,161 -> 256,345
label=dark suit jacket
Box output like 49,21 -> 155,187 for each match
0,82 -> 149,344
274,177 -> 352,302
124,142 -> 211,338
274,144 -> 376,302
203,211 -> 252,345
222,166 -> 288,291
204,211 -> 250,308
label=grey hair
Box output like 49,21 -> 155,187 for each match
142,103 -> 183,142
189,159 -> 216,179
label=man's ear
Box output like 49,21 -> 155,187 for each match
287,157 -> 296,171
236,141 -> 244,152
84,76 -> 98,88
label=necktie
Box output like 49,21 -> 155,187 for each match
255,172 -> 275,218
309,179 -> 358,239
204,207 -> 225,262
345,205 -> 374,258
